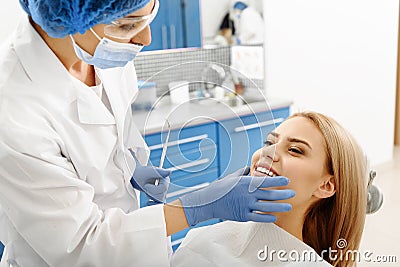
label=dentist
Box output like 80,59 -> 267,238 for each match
232,1 -> 264,45
0,0 -> 295,266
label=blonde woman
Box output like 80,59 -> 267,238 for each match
172,111 -> 367,267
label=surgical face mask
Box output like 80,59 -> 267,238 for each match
70,28 -> 143,69
233,9 -> 242,19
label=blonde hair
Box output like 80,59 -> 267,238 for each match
289,111 -> 367,267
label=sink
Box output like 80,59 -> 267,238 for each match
189,87 -> 265,107
195,98 -> 223,106
194,97 -> 261,107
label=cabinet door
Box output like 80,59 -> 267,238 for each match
142,123 -> 220,251
142,0 -> 201,51
166,0 -> 184,49
0,242 -> 3,261
142,0 -> 168,51
182,0 -> 202,48
141,123 -> 219,206
218,108 -> 290,176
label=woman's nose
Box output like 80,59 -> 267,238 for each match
130,26 -> 152,46
261,144 -> 279,162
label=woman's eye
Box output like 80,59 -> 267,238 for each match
264,140 -> 274,146
120,23 -> 136,31
289,147 -> 303,154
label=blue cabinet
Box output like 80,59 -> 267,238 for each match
142,122 -> 219,205
218,107 -> 290,176
143,0 -> 201,51
141,107 -> 290,250
0,242 -> 3,261
182,0 -> 202,48
142,122 -> 219,250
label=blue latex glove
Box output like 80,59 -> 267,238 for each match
130,159 -> 171,204
179,167 -> 295,226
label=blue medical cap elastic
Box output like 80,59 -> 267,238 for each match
19,0 -> 150,38
233,2 -> 248,11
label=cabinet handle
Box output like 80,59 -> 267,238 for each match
148,134 -> 209,151
166,158 -> 210,172
234,117 -> 285,133
162,25 -> 168,49
170,24 -> 176,49
167,182 -> 210,199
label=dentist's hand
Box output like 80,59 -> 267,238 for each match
179,167 -> 295,226
130,159 -> 171,204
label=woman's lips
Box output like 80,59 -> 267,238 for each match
253,169 -> 269,177
252,162 -> 279,177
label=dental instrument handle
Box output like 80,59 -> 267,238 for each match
156,120 -> 171,185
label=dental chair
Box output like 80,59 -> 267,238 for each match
366,170 -> 383,214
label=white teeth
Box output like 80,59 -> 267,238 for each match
256,166 -> 268,174
256,167 -> 276,177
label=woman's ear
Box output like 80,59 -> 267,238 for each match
313,176 -> 336,199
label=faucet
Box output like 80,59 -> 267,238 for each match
200,64 -> 226,98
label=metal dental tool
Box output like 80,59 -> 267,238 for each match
155,119 -> 171,186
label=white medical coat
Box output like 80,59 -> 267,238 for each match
236,6 -> 264,45
0,17 -> 170,267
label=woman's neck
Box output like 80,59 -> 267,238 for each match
30,19 -> 96,86
274,206 -> 308,241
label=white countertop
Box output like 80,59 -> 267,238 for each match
132,97 -> 292,135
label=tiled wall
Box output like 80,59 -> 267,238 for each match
134,46 -> 264,96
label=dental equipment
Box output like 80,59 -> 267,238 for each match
366,170 -> 383,214
156,120 -> 171,186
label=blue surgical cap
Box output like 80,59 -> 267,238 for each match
19,0 -> 150,38
233,1 -> 248,11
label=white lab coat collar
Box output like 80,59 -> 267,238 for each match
12,17 -> 72,89
12,17 -> 123,126
95,61 -> 138,131
75,83 -> 116,125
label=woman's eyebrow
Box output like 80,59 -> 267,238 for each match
269,131 -> 312,149
287,137 -> 312,150
269,131 -> 279,138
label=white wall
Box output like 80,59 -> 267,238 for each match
0,1 -> 23,44
264,0 -> 399,165
201,0 -> 231,39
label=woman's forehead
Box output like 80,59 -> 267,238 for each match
275,117 -> 325,145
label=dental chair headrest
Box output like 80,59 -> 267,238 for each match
366,170 -> 383,214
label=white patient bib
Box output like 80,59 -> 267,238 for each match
171,221 -> 333,267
